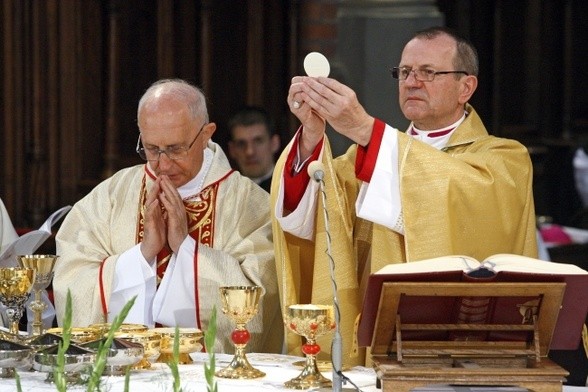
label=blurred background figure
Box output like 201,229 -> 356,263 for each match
574,145 -> 588,209
228,106 -> 281,192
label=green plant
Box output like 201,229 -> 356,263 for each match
204,306 -> 218,392
85,295 -> 136,391
53,290 -> 73,392
48,290 -> 136,392
167,326 -> 182,392
15,370 -> 22,392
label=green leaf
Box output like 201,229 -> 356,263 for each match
204,306 -> 218,392
53,290 -> 73,392
86,296 -> 137,392
166,325 -> 182,392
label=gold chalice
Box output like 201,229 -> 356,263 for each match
215,285 -> 265,379
114,331 -> 161,370
284,304 -> 336,389
152,327 -> 203,364
0,268 -> 35,339
17,255 -> 59,336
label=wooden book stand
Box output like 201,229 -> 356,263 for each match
370,282 -> 570,392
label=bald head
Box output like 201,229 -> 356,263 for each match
138,79 -> 209,124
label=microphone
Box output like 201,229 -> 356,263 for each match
307,160 -> 325,182
307,160 -> 353,392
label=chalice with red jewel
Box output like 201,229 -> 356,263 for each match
284,304 -> 335,389
215,285 -> 265,379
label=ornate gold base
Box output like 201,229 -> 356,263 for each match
156,352 -> 193,365
284,357 -> 332,390
215,354 -> 265,379
131,357 -> 153,370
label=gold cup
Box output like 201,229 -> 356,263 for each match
284,304 -> 336,389
45,327 -> 101,344
152,327 -> 203,364
0,268 -> 35,339
114,331 -> 161,370
89,322 -> 148,336
215,285 -> 265,379
17,255 -> 59,336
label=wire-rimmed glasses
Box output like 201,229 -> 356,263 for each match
390,66 -> 468,82
136,122 -> 207,161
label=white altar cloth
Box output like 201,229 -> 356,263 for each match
1,352 -> 379,392
2,352 -> 587,392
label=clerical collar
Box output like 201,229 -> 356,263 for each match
409,113 -> 466,137
146,147 -> 214,200
408,112 -> 467,149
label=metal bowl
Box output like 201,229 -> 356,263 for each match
0,339 -> 33,378
45,327 -> 100,343
25,333 -> 64,352
151,327 -> 203,364
33,343 -> 96,383
88,323 -> 148,336
114,331 -> 161,370
81,337 -> 144,376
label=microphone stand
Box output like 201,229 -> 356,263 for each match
313,169 -> 354,392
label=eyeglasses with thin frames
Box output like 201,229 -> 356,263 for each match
136,123 -> 207,162
390,66 -> 469,82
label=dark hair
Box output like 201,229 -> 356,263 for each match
227,106 -> 275,139
413,26 -> 479,77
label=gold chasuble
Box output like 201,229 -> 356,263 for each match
270,105 -> 538,366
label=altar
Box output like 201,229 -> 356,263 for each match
0,352 -> 379,392
1,352 -> 587,391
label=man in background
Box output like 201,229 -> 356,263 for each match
228,106 -> 280,192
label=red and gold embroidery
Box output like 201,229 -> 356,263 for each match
136,175 -> 219,284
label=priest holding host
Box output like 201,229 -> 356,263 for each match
271,26 -> 538,365
53,79 -> 283,354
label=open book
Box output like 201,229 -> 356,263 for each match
0,205 -> 72,266
357,254 -> 588,351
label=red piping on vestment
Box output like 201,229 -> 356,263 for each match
99,257 -> 108,318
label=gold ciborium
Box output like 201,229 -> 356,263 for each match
0,268 -> 35,339
152,327 -> 203,364
17,254 -> 59,336
45,327 -> 101,344
284,304 -> 336,389
114,331 -> 161,370
215,285 -> 265,379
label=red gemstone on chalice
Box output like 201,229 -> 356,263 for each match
289,322 -> 297,331
302,343 -> 321,355
232,329 -> 250,344
310,322 -> 318,331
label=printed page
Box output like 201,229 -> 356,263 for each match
375,255 -> 480,275
0,205 -> 71,266
483,253 -> 588,275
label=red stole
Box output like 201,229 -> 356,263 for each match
98,168 -> 235,326
136,175 -> 217,285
